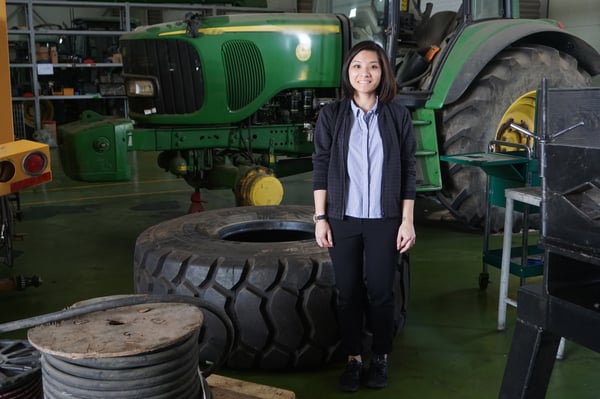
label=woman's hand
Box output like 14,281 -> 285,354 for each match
315,220 -> 333,248
397,221 -> 416,253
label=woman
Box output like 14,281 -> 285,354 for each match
312,40 -> 417,392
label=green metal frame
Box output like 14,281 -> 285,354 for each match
412,108 -> 441,191
440,149 -> 543,283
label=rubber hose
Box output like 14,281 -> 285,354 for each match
398,63 -> 433,88
42,335 -> 198,388
0,294 -> 234,377
41,332 -> 203,399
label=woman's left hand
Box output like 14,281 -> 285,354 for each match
397,222 -> 416,253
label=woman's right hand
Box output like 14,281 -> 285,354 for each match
315,220 -> 333,248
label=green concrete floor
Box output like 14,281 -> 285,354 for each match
1,149 -> 600,398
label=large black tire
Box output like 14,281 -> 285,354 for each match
437,44 -> 591,230
134,205 -> 408,370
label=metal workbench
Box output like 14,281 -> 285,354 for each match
441,147 -> 543,291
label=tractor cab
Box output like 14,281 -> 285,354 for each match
315,0 -> 509,96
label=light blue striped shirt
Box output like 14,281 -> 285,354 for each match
345,99 -> 383,218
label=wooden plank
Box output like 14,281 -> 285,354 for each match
208,375 -> 296,399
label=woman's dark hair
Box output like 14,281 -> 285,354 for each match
340,40 -> 397,103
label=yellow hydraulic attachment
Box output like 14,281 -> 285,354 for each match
0,0 -> 52,196
236,167 -> 284,206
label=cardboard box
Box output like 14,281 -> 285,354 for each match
50,46 -> 58,64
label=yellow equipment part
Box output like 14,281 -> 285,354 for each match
237,168 -> 284,206
0,0 -> 52,194
494,90 -> 537,151
0,0 -> 14,145
0,140 -> 52,196
400,0 -> 408,12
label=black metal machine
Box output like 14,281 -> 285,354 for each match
499,82 -> 600,398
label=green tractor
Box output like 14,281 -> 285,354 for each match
59,0 -> 600,226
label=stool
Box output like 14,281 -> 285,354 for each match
498,186 -> 566,358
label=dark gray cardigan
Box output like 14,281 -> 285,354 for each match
312,99 -> 417,220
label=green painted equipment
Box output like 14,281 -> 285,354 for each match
58,0 -> 600,227
59,111 -> 132,181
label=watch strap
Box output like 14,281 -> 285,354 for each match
313,214 -> 328,223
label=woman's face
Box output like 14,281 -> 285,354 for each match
348,50 -> 381,96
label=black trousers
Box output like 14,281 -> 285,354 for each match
328,216 -> 400,356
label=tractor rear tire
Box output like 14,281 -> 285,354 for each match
437,44 -> 591,230
133,205 -> 409,370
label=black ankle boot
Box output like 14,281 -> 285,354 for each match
366,354 -> 388,389
340,358 -> 363,392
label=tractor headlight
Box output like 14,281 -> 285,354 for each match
126,79 -> 155,97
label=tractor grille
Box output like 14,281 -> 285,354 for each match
221,40 -> 265,111
122,39 -> 204,115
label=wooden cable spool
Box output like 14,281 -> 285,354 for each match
27,302 -> 205,399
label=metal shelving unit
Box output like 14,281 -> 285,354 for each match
7,0 -> 131,132
7,0 -> 291,133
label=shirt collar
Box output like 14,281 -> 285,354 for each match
351,97 -> 379,118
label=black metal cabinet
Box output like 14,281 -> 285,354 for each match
499,85 -> 600,399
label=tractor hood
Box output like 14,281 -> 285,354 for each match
120,13 -> 345,125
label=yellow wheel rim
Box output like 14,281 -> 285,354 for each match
494,90 -> 536,151
23,100 -> 54,128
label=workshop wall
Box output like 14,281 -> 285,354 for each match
7,2 -> 296,33
548,0 -> 600,53
548,0 -> 600,86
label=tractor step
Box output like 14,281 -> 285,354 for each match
412,112 -> 442,192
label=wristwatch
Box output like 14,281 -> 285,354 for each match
313,214 -> 328,223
